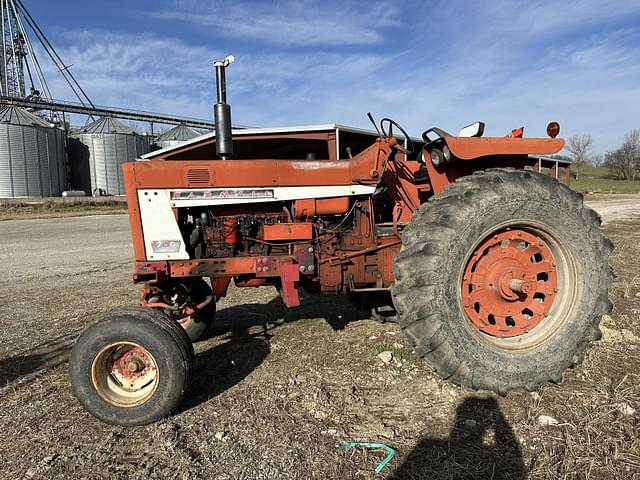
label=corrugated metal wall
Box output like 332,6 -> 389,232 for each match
0,122 -> 66,197
70,133 -> 151,195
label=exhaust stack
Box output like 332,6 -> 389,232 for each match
213,55 -> 235,160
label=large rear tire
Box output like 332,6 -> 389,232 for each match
70,307 -> 194,425
392,169 -> 613,395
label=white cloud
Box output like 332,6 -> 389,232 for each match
150,0 -> 401,46
38,30 -> 217,121
34,1 -> 640,152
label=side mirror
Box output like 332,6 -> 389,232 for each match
458,121 -> 485,137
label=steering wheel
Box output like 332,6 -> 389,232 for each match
380,118 -> 414,155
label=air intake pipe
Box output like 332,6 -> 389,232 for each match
213,55 -> 235,160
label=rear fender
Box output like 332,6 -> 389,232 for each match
423,137 -> 565,194
444,137 -> 564,160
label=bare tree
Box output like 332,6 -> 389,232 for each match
606,129 -> 640,180
592,153 -> 605,168
567,134 -> 593,179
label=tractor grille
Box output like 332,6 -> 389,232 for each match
186,168 -> 210,186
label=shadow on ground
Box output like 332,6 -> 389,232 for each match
207,292 -> 372,339
1,294 -> 372,413
0,332 -> 77,387
180,293 -> 372,412
180,331 -> 271,412
390,396 -> 525,480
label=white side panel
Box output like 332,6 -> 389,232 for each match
160,184 -> 376,208
138,190 -> 189,260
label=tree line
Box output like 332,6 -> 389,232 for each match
567,129 -> 640,180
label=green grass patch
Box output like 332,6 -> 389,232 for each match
567,166 -> 640,193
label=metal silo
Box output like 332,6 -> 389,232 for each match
0,106 -> 66,197
69,117 -> 151,195
154,124 -> 200,150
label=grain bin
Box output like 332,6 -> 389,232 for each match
154,124 -> 200,150
69,117 -> 151,196
0,106 -> 66,197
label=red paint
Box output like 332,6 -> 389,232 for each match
461,229 -> 558,338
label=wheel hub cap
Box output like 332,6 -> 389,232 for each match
111,347 -> 156,391
461,229 -> 558,338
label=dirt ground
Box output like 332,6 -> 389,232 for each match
0,195 -> 638,479
584,194 -> 640,225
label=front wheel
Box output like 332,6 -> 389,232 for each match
70,307 -> 194,425
392,169 -> 614,395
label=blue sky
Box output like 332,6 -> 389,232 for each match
25,0 -> 640,153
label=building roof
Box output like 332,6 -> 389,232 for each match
156,124 -> 200,142
142,123 -> 420,160
78,117 -> 140,134
0,106 -> 52,127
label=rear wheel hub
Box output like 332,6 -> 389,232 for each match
461,229 -> 558,338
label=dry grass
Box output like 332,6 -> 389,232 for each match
0,197 -> 127,220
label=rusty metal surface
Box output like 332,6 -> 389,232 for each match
444,137 -> 564,160
124,127 -> 568,306
262,223 -> 313,241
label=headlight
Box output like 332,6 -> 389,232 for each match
151,240 -> 182,253
430,149 -> 445,167
443,145 -> 451,162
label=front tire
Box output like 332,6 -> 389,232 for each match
392,169 -> 613,395
70,307 -> 194,425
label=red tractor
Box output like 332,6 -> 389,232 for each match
70,57 -> 613,425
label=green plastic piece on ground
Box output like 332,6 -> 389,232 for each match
338,442 -> 396,474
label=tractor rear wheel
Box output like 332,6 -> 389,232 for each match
392,169 -> 613,394
70,307 -> 194,425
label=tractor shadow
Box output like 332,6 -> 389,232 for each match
390,396 -> 525,479
181,331 -> 271,412
207,291 -> 372,339
181,292 -> 372,411
0,332 -> 77,388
